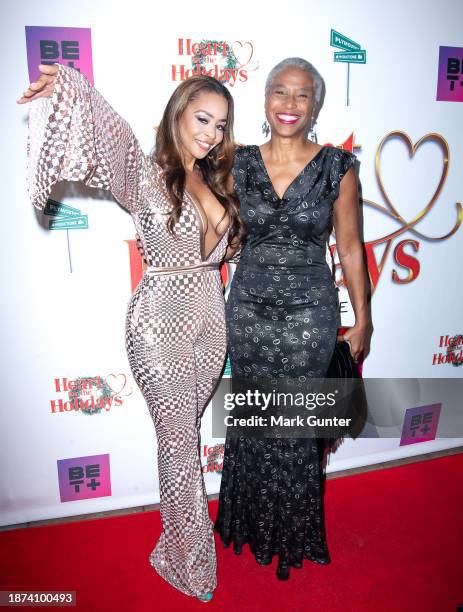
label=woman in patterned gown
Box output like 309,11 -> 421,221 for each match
18,63 -> 244,601
215,58 -> 372,579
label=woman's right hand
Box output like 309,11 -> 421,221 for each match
17,64 -> 59,105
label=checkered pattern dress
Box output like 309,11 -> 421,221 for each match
27,65 -> 228,597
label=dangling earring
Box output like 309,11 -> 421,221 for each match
308,112 -> 318,143
261,120 -> 270,138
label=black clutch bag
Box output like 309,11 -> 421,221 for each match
322,341 -> 367,449
326,340 -> 361,379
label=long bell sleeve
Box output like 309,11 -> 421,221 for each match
27,64 -> 156,213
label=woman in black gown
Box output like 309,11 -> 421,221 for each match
215,58 -> 372,580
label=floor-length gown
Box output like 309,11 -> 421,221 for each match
27,64 -> 228,597
215,144 -> 356,579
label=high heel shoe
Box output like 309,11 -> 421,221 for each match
276,560 -> 290,580
197,592 -> 213,602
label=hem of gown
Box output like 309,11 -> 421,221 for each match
148,535 -> 217,598
213,525 -> 331,572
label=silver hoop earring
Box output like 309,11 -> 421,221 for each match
261,120 -> 270,138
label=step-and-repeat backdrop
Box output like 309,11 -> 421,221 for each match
1,0 -> 462,526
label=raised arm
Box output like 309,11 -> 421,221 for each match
19,64 -> 155,213
332,166 -> 373,361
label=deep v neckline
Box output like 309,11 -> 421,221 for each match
184,189 -> 229,261
255,144 -> 325,201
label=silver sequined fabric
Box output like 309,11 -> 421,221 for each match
27,65 -> 228,597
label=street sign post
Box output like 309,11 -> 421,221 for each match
330,29 -> 366,105
330,29 -> 361,52
49,215 -> 89,230
334,50 -> 366,64
44,198 -> 89,272
43,199 -> 81,217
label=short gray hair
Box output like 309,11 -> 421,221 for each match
265,57 -> 326,114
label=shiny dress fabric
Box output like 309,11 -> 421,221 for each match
27,65 -> 228,597
215,144 -> 356,578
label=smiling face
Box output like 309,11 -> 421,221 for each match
265,66 -> 315,138
178,90 -> 229,167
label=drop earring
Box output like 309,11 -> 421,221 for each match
308,113 -> 318,143
261,120 -> 270,138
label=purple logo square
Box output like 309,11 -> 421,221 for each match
57,454 -> 111,502
436,46 -> 463,102
400,403 -> 441,446
25,26 -> 94,85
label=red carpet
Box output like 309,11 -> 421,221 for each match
1,453 -> 462,611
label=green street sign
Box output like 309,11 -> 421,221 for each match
43,198 -> 82,217
330,29 -> 361,52
334,50 -> 366,64
49,215 -> 88,230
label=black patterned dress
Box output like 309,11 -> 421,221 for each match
214,144 -> 356,579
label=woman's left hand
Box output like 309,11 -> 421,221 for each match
338,320 -> 373,362
17,63 -> 59,104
